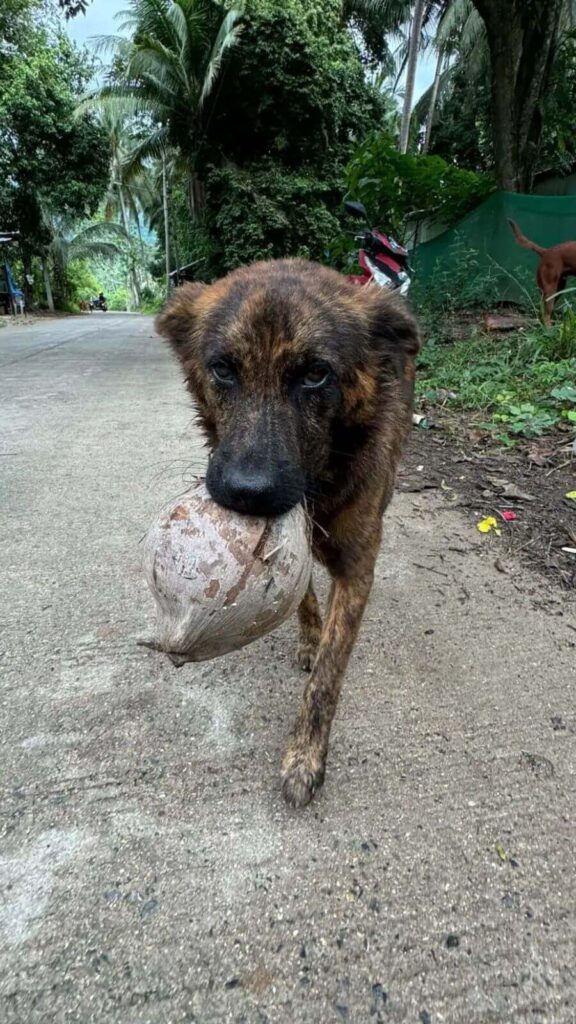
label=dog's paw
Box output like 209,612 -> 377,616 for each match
296,640 -> 318,672
281,754 -> 325,808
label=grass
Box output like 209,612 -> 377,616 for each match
416,311 -> 576,443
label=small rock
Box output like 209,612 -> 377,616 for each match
420,1012 -> 432,1024
371,982 -> 387,1006
446,933 -> 460,949
140,897 -> 158,920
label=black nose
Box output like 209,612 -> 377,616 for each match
207,460 -> 303,517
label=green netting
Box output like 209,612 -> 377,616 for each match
413,191 -> 576,306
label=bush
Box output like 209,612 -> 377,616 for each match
344,135 -> 493,242
108,288 -> 129,311
205,162 -> 342,274
66,259 -> 101,306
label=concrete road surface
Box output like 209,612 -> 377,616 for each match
1,314 -> 575,1023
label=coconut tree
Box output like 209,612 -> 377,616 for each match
42,214 -> 127,307
97,110 -> 149,308
416,0 -> 486,153
343,1 -> 442,152
85,0 -> 245,218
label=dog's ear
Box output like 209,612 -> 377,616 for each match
341,286 -> 420,425
361,287 -> 421,365
155,282 -> 206,361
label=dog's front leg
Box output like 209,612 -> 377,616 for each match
282,545 -> 378,808
297,579 -> 323,671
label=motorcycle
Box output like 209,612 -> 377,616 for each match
90,296 -> 108,312
344,200 -> 411,295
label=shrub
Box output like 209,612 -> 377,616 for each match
344,135 -> 494,242
108,288 -> 129,311
205,163 -> 342,274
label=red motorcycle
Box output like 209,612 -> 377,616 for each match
344,200 -> 411,295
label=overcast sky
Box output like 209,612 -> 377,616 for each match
65,0 -> 122,45
66,0 -> 435,99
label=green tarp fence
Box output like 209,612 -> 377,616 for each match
413,191 -> 576,306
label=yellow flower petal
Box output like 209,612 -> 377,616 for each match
477,516 -> 498,533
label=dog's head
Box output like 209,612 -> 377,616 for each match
156,259 -> 420,517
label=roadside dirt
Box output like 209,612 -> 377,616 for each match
400,417 -> 576,589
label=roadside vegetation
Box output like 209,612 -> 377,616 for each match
1,0 -> 576,459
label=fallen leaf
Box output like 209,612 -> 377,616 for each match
566,491 -> 576,500
477,516 -> 501,536
501,483 -> 537,502
487,476 -> 536,501
495,842 -> 508,862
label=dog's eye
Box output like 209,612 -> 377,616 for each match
302,365 -> 329,389
210,361 -> 236,386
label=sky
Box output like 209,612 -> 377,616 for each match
66,0 -> 435,100
65,0 -> 122,46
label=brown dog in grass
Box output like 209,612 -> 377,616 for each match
156,259 -> 420,807
508,218 -> 576,324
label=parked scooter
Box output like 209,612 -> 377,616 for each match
344,200 -> 411,295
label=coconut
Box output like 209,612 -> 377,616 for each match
141,480 -> 312,664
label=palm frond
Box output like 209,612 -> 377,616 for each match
69,241 -> 123,261
412,61 -> 453,122
200,6 -> 244,108
121,125 -> 171,179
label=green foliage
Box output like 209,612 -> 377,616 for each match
66,260 -> 102,304
210,0 -> 382,173
428,66 -> 492,173
539,30 -> 576,175
417,311 -> 576,443
139,291 -> 164,314
145,0 -> 383,278
344,134 -> 493,242
0,25 -> 109,267
108,288 -> 130,311
90,0 -> 245,214
205,163 -> 342,273
427,26 -> 576,183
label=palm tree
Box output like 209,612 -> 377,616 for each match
344,1 -> 441,152
97,110 -> 150,308
86,0 -> 245,218
43,214 -> 127,307
398,0 -> 426,152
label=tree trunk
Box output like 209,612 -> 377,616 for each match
422,47 -> 444,154
399,0 -> 426,154
486,20 -> 520,190
117,184 -> 141,310
22,251 -> 33,309
472,0 -> 564,192
513,1 -> 564,192
189,171 -> 205,220
162,154 -> 171,299
41,258 -> 55,313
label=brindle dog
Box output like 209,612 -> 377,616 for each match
156,259 -> 420,808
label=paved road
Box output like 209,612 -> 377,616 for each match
1,315 -> 575,1023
